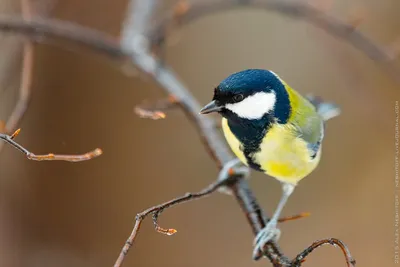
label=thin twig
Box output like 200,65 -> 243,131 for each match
0,15 -> 125,58
0,1 -> 375,265
113,178 -> 228,267
120,1 -> 281,262
117,0 -> 360,266
6,0 -> 34,133
134,95 -> 178,120
0,0 -> 35,152
113,175 -> 309,267
292,238 -> 356,267
149,0 -> 400,84
5,40 -> 33,133
277,212 -> 310,223
0,4 -> 395,83
0,128 -> 102,162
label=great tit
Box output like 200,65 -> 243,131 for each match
200,69 -> 340,256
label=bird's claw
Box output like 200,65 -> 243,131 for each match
252,222 -> 281,258
217,158 -> 249,195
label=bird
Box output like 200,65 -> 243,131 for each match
199,69 -> 340,257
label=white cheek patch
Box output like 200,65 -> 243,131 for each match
225,92 -> 276,119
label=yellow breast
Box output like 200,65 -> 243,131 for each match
221,118 -> 248,164
222,118 -> 321,185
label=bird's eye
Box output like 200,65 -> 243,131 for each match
233,94 -> 244,102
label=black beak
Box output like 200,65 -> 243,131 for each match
200,100 -> 222,114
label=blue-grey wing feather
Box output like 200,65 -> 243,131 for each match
304,94 -> 341,158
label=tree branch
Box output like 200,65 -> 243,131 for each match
149,0 -> 400,84
118,0 -> 357,266
0,0 -> 385,265
292,238 -> 356,266
0,15 -> 125,59
113,178 -> 228,267
0,129 -> 102,162
119,0 -> 287,264
113,174 -> 310,267
134,95 -> 178,120
0,0 -> 34,152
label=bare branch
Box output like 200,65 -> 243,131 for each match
113,175 -> 310,267
120,0 -> 362,266
0,0 -> 103,163
0,2 -> 396,82
5,38 -> 33,133
5,0 -> 34,132
134,95 -> 178,120
0,0 -> 35,152
0,0 -> 375,265
277,212 -> 310,223
0,2 -> 394,82
292,238 -> 356,267
149,0 -> 400,84
0,15 -> 125,59
230,178 -> 290,265
0,128 -> 102,162
120,0 -> 156,53
120,2 -> 290,265
113,178 -> 228,267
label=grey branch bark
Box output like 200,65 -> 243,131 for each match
118,0 -> 285,265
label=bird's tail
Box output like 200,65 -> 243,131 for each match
306,94 -> 341,122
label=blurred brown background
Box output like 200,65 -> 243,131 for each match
0,0 -> 398,266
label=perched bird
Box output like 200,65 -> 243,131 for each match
200,69 -> 340,256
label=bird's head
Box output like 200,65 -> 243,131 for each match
200,69 -> 291,124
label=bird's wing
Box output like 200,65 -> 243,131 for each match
285,95 -> 325,159
295,114 -> 324,159
301,95 -> 341,158
305,94 -> 341,122
283,84 -> 340,159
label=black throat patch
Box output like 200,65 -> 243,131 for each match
226,113 -> 272,172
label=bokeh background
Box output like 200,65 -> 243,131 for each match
0,0 -> 398,266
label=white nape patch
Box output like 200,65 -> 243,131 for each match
225,92 -> 276,119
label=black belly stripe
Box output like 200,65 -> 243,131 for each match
243,147 -> 263,172
228,116 -> 271,173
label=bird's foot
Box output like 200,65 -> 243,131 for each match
252,221 -> 281,258
217,158 -> 249,195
